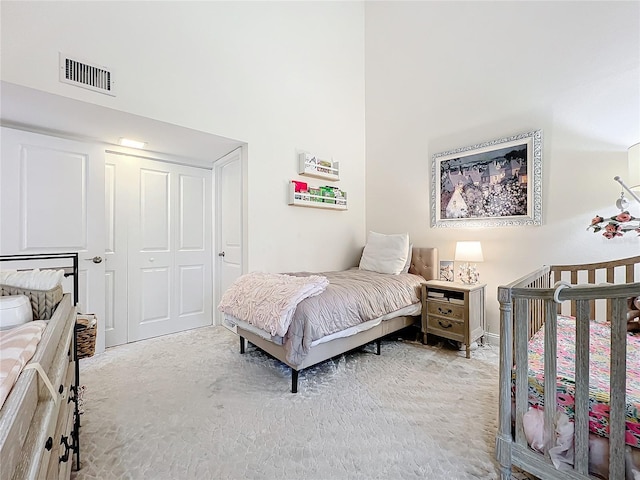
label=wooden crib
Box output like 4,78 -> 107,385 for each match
496,255 -> 640,480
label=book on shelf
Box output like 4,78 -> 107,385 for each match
427,291 -> 445,298
448,298 -> 465,305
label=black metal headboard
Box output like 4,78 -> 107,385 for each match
0,252 -> 79,306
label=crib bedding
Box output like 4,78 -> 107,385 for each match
223,269 -> 424,368
521,315 -> 640,448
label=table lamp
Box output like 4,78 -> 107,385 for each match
455,241 -> 483,284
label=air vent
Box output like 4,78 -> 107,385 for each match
59,53 -> 115,96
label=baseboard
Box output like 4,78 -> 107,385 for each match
484,331 -> 499,346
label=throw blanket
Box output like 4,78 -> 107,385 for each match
283,269 -> 423,366
218,272 -> 329,337
0,320 -> 47,408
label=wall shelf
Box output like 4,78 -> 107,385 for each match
298,153 -> 339,181
288,182 -> 347,210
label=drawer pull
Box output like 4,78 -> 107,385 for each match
438,320 -> 453,329
59,384 -> 64,394
437,307 -> 453,316
59,435 -> 72,463
45,437 -> 53,451
68,384 -> 77,403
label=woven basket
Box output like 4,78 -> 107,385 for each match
76,314 -> 97,359
0,283 -> 63,320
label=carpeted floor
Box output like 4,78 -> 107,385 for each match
71,325 -> 529,480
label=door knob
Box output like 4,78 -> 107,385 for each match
85,256 -> 103,264
218,252 -> 225,257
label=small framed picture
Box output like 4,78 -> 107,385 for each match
439,260 -> 454,282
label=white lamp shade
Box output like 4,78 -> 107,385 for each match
454,241 -> 484,262
629,142 -> 640,190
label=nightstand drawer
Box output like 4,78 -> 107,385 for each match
426,301 -> 464,320
427,315 -> 465,336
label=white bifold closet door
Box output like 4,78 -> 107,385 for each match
105,153 -> 212,346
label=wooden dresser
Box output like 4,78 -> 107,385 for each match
0,294 -> 78,480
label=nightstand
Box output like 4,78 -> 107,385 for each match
421,280 -> 486,358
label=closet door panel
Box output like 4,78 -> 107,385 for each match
140,169 -> 170,251
140,267 -> 171,323
21,146 -> 87,250
179,175 -> 205,251
104,156 -> 129,347
174,170 -> 211,329
178,265 -> 205,316
129,163 -> 173,341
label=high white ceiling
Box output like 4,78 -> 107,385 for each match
0,81 -> 244,167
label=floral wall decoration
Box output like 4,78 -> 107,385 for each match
587,211 -> 640,239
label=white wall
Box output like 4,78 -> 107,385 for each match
0,1 -> 366,272
365,1 -> 640,337
3,1 -> 639,338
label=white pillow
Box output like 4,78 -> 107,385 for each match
359,231 -> 409,275
0,268 -> 64,290
401,243 -> 413,274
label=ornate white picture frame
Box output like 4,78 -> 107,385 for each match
430,130 -> 542,228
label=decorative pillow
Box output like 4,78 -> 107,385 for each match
359,231 -> 409,275
0,268 -> 64,291
401,243 -> 413,274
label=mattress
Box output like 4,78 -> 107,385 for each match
518,315 -> 640,448
224,268 -> 425,367
227,301 -> 421,347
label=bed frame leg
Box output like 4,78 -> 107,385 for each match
291,369 -> 299,394
239,336 -> 245,354
376,339 -> 381,355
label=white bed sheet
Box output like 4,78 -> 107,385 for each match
225,302 -> 421,347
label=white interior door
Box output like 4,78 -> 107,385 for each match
104,154 -> 130,346
215,148 -> 244,327
0,127 -> 106,351
117,155 -> 212,343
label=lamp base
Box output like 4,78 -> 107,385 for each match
458,263 -> 480,284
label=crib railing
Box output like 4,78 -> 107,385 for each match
496,256 -> 640,480
551,256 -> 640,322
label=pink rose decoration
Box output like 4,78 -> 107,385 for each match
615,212 -> 632,222
588,211 -> 639,237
